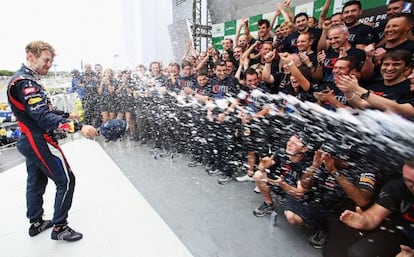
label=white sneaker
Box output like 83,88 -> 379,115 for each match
236,174 -> 254,182
254,186 -> 260,193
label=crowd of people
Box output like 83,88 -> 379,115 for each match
0,126 -> 20,146
66,0 -> 414,256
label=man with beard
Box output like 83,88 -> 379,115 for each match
282,12 -> 322,53
341,0 -> 374,50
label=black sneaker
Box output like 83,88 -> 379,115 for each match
187,160 -> 202,167
218,175 -> 233,185
208,169 -> 223,176
51,225 -> 83,242
29,219 -> 53,237
253,202 -> 275,217
309,230 -> 328,249
205,165 -> 212,173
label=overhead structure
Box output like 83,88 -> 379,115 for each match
191,0 -> 212,53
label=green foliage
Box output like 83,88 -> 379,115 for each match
0,70 -> 15,76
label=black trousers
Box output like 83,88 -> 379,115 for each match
324,216 -> 411,257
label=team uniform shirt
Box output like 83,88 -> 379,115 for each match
208,76 -> 239,99
99,78 -> 117,112
376,178 -> 414,243
116,79 -> 136,113
250,37 -> 274,56
270,66 -> 313,101
195,83 -> 212,96
282,28 -> 322,53
311,168 -> 376,215
149,74 -> 169,87
305,51 -> 318,68
68,75 -> 84,100
347,23 -> 374,47
316,47 -> 366,108
81,71 -> 99,95
173,75 -> 198,93
276,36 -> 288,53
238,81 -> 269,114
365,79 -> 414,106
7,65 -> 67,136
368,40 -> 414,83
268,154 -> 313,199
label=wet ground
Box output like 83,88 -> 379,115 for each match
1,136 -> 322,257
100,138 -> 322,257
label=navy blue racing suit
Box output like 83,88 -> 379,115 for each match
7,65 -> 76,226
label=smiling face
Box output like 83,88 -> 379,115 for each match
342,3 -> 362,26
238,35 -> 248,49
286,135 -> 307,156
294,15 -> 309,32
257,23 -> 270,39
380,57 -> 407,83
296,33 -> 312,52
384,16 -> 410,43
214,63 -> 226,81
245,72 -> 259,89
331,13 -> 344,26
387,0 -> 404,18
28,50 -> 54,75
333,59 -> 351,82
328,27 -> 349,51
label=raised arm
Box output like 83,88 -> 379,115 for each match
323,153 -> 374,207
318,0 -> 332,28
279,52 -> 310,92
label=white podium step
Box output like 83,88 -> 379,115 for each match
0,137 -> 193,257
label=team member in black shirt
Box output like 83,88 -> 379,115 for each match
338,50 -> 414,117
341,0 -> 374,50
340,157 -> 414,257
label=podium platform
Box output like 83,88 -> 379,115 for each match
0,137 -> 193,257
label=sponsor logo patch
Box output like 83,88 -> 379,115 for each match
28,97 -> 43,105
23,86 -> 37,95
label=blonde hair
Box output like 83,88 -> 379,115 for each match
25,41 -> 56,58
280,21 -> 294,30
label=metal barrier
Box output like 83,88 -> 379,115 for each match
0,141 -> 17,150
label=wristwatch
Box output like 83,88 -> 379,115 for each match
360,90 -> 370,100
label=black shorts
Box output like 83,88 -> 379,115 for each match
284,195 -> 326,229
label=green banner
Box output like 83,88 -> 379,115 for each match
313,0 -> 335,21
360,0 -> 387,10
224,20 -> 237,36
212,36 -> 224,50
212,0 -> 389,50
248,14 -> 263,32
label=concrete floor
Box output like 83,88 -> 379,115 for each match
1,136 -> 322,257
101,138 -> 322,257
